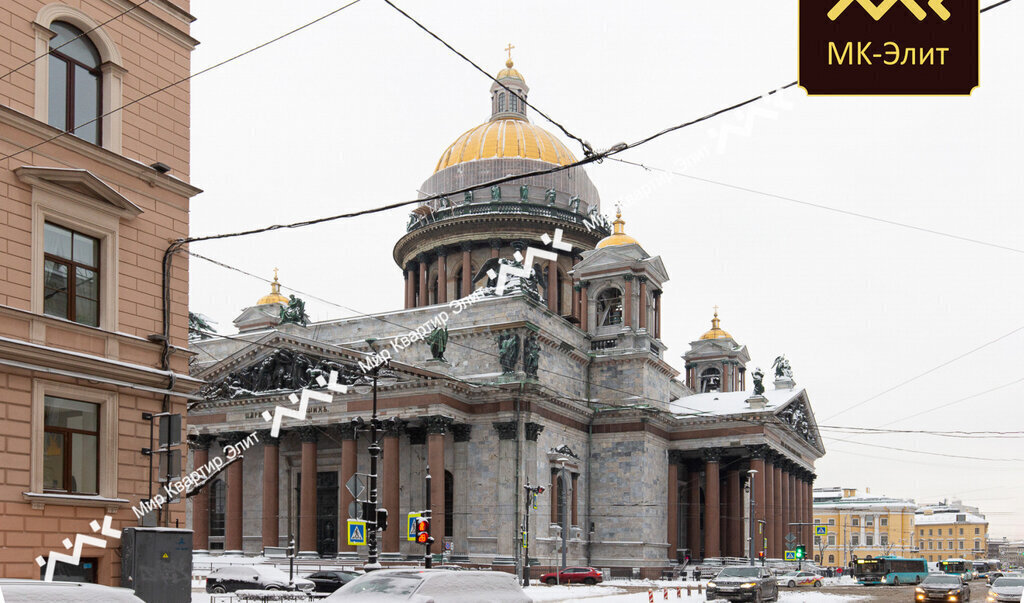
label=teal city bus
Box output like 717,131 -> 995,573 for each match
939,558 -> 973,580
853,556 -> 929,585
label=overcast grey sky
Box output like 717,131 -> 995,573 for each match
187,1 -> 1024,538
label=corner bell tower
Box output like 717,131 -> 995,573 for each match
683,309 -> 751,393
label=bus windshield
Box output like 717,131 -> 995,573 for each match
855,560 -> 883,574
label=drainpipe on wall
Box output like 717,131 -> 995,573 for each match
584,356 -> 593,565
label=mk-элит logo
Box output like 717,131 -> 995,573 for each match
800,0 -> 978,95
827,0 -> 950,21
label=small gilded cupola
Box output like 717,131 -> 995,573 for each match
683,307 -> 751,393
490,45 -> 530,121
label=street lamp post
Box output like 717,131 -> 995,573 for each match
352,355 -> 398,572
747,469 -> 757,565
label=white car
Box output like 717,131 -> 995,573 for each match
324,569 -> 530,602
205,565 -> 315,593
775,570 -> 823,588
0,579 -> 145,602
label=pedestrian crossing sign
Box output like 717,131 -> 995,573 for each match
784,550 -> 796,561
815,525 -> 828,536
407,512 -> 422,542
347,520 -> 367,546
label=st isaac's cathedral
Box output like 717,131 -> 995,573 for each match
187,58 -> 825,576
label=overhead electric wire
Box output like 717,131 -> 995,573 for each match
822,435 -> 1024,462
822,325 -> 1024,421
0,0 -> 153,81
0,0 -> 365,164
609,156 -> 1024,256
381,0 -> 593,157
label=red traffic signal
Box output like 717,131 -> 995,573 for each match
415,518 -> 433,545
536,486 -> 544,494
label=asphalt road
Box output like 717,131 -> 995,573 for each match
816,580 -> 994,601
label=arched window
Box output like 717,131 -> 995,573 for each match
429,274 -> 438,305
444,470 -> 454,538
597,288 -> 623,326
498,93 -> 506,112
48,21 -> 102,145
454,266 -> 463,299
699,368 -> 721,393
510,95 -> 518,113
210,479 -> 226,539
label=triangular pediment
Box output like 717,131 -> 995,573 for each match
14,166 -> 143,217
194,331 -> 441,403
572,248 -> 670,285
773,391 -> 825,455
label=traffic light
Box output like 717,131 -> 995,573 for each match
795,545 -> 806,559
415,518 -> 434,545
377,508 -> 388,532
758,551 -> 766,559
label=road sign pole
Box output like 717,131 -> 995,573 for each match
424,465 -> 432,569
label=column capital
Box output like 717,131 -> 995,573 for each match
511,240 -> 527,252
335,424 -> 358,441
407,426 -> 426,445
524,422 -> 544,442
489,238 -> 503,249
701,447 -> 725,463
745,444 -> 772,459
256,429 -> 276,444
459,241 -> 474,252
573,284 -> 581,292
188,433 -> 216,451
218,431 -> 249,447
381,419 -> 406,438
416,252 -> 430,264
652,289 -> 662,297
493,421 -> 517,440
406,260 -> 418,271
667,449 -> 687,465
452,423 -> 473,443
424,415 -> 453,435
637,275 -> 648,283
436,247 -> 448,258
580,280 -> 590,289
622,273 -> 634,282
294,426 -> 319,443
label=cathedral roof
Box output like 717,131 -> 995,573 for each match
434,118 -> 576,172
256,269 -> 288,306
432,59 -> 577,173
595,208 -> 640,249
699,308 -> 732,340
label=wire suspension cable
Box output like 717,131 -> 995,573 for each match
0,0 -> 153,81
0,0 -> 364,164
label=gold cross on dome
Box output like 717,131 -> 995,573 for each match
713,304 -> 719,316
505,43 -> 515,61
273,267 -> 279,281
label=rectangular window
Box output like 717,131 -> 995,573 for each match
851,534 -> 860,546
814,536 -> 822,546
866,534 -> 874,546
948,540 -> 953,549
866,516 -> 874,526
881,534 -> 889,546
43,395 -> 98,494
929,529 -> 933,536
43,222 -> 99,326
827,534 -> 836,545
852,517 -> 860,527
959,541 -> 964,549
880,517 -> 888,527
974,528 -> 980,535
959,528 -> 964,535
828,519 -> 835,526
920,529 -> 924,536
937,541 -> 942,550
928,541 -> 934,549
814,518 -> 821,524
974,539 -> 980,550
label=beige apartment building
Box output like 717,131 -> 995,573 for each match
0,0 -> 200,585
915,502 -> 989,562
813,487 -> 918,567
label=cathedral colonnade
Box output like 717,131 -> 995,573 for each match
189,416 -> 463,558
666,446 -> 815,562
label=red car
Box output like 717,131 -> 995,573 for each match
539,567 -> 603,585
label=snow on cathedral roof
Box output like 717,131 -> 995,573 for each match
669,386 -> 804,417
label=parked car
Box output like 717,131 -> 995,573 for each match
775,570 -> 822,588
205,565 -> 315,593
538,566 -> 603,585
914,574 -> 971,602
986,577 -> 1024,602
324,569 -> 530,602
305,570 -> 363,593
706,566 -> 779,602
0,579 -> 145,602
989,572 -> 1023,585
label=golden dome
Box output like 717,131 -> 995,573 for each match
257,268 -> 289,305
434,118 -> 577,173
699,307 -> 733,340
497,58 -> 525,82
595,208 -> 640,249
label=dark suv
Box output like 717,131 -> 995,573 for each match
706,566 -> 779,603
